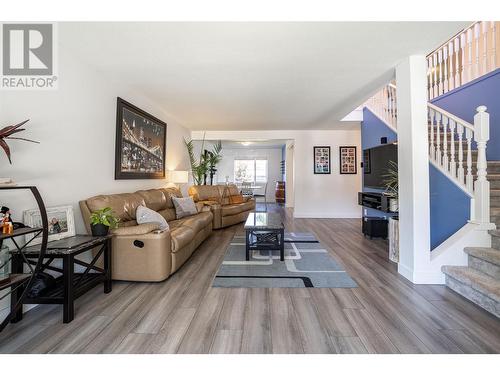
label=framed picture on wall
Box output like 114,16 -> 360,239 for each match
339,146 -> 357,174
313,146 -> 331,174
115,97 -> 167,179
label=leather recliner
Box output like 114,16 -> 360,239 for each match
188,184 -> 255,229
79,187 -> 212,282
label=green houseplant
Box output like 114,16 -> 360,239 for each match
382,160 -> 399,212
184,134 -> 223,185
89,207 -> 119,236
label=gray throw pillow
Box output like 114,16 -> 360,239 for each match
136,205 -> 169,231
172,196 -> 198,219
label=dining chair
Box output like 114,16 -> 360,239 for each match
253,182 -> 268,211
241,181 -> 253,197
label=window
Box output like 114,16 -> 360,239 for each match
234,159 -> 268,184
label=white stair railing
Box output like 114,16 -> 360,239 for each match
427,103 -> 490,224
427,21 -> 500,100
364,83 -> 397,131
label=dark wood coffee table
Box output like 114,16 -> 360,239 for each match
244,212 -> 285,261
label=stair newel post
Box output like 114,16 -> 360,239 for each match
449,119 -> 456,178
473,105 -> 490,225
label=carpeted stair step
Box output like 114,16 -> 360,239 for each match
441,265 -> 500,318
488,175 -> 500,189
464,247 -> 500,279
491,190 -> 500,208
491,230 -> 500,250
491,208 -> 500,227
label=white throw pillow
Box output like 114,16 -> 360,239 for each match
172,196 -> 198,219
136,205 -> 169,231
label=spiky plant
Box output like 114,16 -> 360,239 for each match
0,120 -> 39,164
382,160 -> 398,198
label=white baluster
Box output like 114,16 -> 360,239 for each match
429,109 -> 435,161
472,23 -> 478,79
467,28 -> 473,83
443,45 -> 449,93
482,22 -> 488,75
473,105 -> 490,224
438,49 -> 443,96
433,53 -> 439,98
465,127 -> 473,192
454,37 -> 461,87
449,119 -> 457,178
448,41 -> 455,90
442,115 -> 449,172
457,124 -> 465,184
436,112 -> 442,165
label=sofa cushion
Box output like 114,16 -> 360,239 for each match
157,208 -> 177,222
86,193 -> 145,222
136,189 -> 169,211
172,197 -> 198,219
221,200 -> 255,216
160,187 -> 183,209
177,211 -> 212,232
188,185 -> 221,203
229,194 -> 245,204
136,205 -> 169,231
170,225 -> 195,252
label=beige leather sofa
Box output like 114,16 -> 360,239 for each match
188,184 -> 255,229
79,187 -> 212,282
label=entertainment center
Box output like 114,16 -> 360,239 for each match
359,142 -> 398,240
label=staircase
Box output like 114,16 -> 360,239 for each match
441,229 -> 500,317
439,149 -> 500,317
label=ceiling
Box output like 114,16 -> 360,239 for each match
60,22 -> 469,130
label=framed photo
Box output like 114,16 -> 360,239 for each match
115,97 -> 167,180
23,205 -> 75,245
313,146 -> 331,174
339,146 -> 357,174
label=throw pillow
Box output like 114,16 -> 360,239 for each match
136,205 -> 169,231
172,196 -> 198,219
229,194 -> 245,204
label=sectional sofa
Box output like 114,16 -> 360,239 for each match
79,184 -> 255,282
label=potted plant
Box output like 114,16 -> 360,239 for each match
89,207 -> 119,236
184,133 -> 223,185
382,160 -> 399,212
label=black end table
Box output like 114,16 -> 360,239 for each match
10,235 -> 112,324
244,212 -> 285,261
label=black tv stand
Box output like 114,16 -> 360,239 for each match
358,192 -> 393,213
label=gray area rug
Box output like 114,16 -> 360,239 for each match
213,232 -> 357,288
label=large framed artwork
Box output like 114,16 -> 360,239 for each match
339,146 -> 357,174
23,205 -> 75,245
313,146 -> 331,174
115,97 -> 167,179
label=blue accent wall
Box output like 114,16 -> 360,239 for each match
429,163 -> 470,249
362,107 -> 398,150
431,68 -> 500,160
361,107 -> 398,217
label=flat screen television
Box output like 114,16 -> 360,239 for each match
363,143 -> 398,189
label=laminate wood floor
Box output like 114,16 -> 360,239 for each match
1,205 -> 499,354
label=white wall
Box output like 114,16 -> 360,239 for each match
191,126 -> 362,218
0,47 -> 190,317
